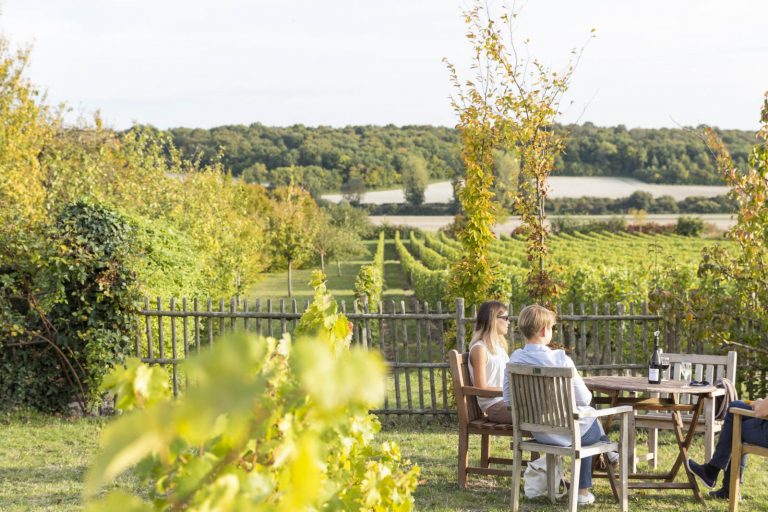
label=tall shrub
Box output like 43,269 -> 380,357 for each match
0,202 -> 137,412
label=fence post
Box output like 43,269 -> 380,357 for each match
455,297 -> 465,351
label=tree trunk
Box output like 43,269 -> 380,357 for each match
287,260 -> 293,298
320,252 -> 325,272
336,260 -> 342,277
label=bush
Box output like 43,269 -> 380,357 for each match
676,216 -> 705,237
0,202 -> 138,412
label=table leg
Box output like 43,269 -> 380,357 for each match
666,394 -> 705,503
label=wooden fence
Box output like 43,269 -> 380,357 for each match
133,297 -> 767,415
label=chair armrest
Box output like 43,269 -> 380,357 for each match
577,405 -> 633,419
463,386 -> 503,398
730,407 -> 765,419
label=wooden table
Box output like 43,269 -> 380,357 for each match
583,375 -> 717,503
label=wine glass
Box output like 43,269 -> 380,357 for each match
679,361 -> 692,385
660,357 -> 671,381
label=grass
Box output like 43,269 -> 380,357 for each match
246,238 -> 413,304
3,410 -> 767,511
0,411 -> 139,511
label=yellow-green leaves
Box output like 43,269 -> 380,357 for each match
100,357 -> 170,411
86,330 -> 417,510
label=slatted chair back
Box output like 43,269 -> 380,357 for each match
665,352 -> 737,404
449,350 -> 483,424
507,364 -> 579,448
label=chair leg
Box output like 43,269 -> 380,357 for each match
458,430 -> 469,488
481,434 -> 490,468
628,414 -> 637,474
648,427 -> 658,469
728,415 -> 743,512
620,413 -> 629,512
546,454 -> 557,503
569,457 -> 581,512
511,448 -> 523,512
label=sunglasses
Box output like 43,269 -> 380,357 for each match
497,315 -> 510,321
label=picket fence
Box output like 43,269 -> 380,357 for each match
133,297 -> 768,415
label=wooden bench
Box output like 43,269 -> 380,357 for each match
728,407 -> 768,512
448,349 -> 526,487
632,351 -> 737,469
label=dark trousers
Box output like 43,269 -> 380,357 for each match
710,400 -> 768,481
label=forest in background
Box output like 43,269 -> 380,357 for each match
165,123 -> 756,195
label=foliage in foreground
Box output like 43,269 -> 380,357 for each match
85,272 -> 419,511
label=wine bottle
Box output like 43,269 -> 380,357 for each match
648,330 -> 661,384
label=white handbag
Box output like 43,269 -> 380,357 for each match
523,455 -> 568,499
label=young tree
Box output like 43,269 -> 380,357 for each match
401,153 -> 430,206
446,1 -> 587,305
268,185 -> 321,296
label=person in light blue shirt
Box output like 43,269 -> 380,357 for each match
504,304 -> 614,507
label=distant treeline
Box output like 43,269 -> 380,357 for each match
165,123 -> 754,193
361,191 -> 736,216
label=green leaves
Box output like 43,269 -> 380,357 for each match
85,275 -> 418,511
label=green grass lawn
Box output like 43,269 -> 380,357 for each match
3,410 -> 767,511
247,238 -> 413,304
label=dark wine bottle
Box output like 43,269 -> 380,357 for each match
648,330 -> 661,384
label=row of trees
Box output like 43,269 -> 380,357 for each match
0,40 -> 370,411
164,121 -> 755,195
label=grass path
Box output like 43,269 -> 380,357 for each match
246,238 -> 412,305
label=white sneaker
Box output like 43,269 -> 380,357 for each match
577,491 -> 596,506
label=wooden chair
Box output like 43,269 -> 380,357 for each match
633,351 -> 737,468
448,349 -> 523,488
728,407 -> 768,512
507,364 -> 631,512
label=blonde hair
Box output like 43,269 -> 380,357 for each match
469,301 -> 509,355
518,304 -> 556,340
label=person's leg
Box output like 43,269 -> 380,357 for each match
708,413 -> 768,499
689,401 -> 754,489
578,420 -> 603,491
709,401 -> 753,469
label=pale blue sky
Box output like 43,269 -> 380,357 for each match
1,0 -> 766,130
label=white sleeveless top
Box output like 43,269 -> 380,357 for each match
468,342 -> 508,413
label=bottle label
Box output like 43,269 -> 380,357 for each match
649,368 -> 660,381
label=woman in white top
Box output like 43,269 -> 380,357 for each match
468,300 -> 511,423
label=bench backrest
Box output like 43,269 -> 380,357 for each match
448,350 -> 483,426
665,351 -> 737,383
507,363 -> 580,447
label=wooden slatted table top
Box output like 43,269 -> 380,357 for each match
583,375 -> 716,395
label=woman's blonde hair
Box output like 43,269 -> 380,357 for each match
517,304 -> 556,340
469,301 -> 509,355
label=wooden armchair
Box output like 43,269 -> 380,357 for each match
633,351 -> 737,468
728,407 -> 768,512
448,349 -> 523,488
507,364 -> 631,512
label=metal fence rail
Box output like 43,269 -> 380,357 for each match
133,297 -> 767,414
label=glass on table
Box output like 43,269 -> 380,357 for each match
679,361 -> 692,385
660,356 -> 671,381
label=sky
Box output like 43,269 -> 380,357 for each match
1,0 -> 767,131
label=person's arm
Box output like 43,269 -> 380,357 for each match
469,345 -> 502,391
753,397 -> 768,417
564,354 -> 593,406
